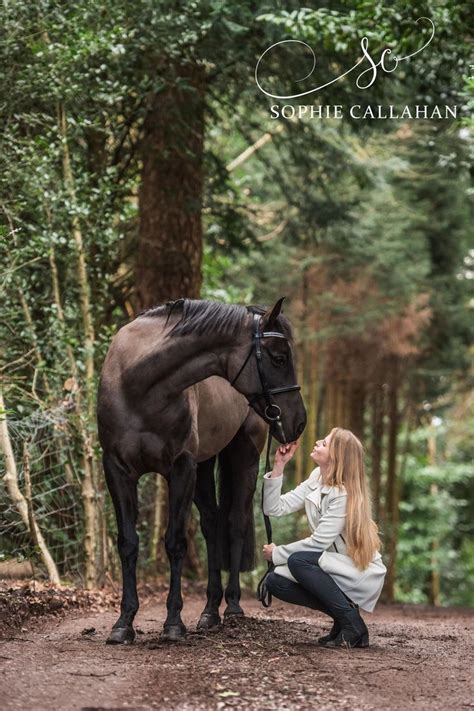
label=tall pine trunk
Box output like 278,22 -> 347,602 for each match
136,66 -> 205,308
383,357 -> 400,602
349,379 -> 365,439
295,269 -> 309,484
58,105 -> 101,589
370,371 -> 385,522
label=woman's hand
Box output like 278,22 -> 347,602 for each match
262,543 -> 276,562
274,440 -> 300,468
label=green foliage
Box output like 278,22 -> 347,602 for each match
397,451 -> 474,606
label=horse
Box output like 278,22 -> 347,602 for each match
97,297 -> 306,643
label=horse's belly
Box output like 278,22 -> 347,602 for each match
191,376 -> 249,461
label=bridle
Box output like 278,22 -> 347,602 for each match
230,313 -> 301,443
230,312 -> 302,607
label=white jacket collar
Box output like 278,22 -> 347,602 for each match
308,467 -> 338,493
307,467 -> 320,489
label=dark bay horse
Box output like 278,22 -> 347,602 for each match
97,297 -> 306,643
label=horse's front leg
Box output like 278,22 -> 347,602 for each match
160,451 -> 197,642
224,475 -> 257,618
220,429 -> 259,619
103,452 -> 140,645
194,456 -> 223,630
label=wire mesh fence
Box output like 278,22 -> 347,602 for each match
0,405 -> 84,580
0,403 -> 199,585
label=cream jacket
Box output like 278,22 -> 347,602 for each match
263,466 -> 387,613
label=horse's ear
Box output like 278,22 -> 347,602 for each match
261,297 -> 286,331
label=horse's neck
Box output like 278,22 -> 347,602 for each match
145,328 -> 236,395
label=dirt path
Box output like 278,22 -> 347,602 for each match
1,591 -> 473,710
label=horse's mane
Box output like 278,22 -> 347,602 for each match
137,298 -> 293,339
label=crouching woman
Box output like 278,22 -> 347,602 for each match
262,428 -> 387,649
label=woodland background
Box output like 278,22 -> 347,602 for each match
1,1 -> 473,607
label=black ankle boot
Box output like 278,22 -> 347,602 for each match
324,605 -> 369,649
317,619 -> 341,645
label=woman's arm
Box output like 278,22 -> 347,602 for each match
262,440 -> 312,516
263,470 -> 318,516
271,492 -> 347,565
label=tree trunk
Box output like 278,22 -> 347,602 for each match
58,105 -> 96,422
427,427 -> 441,605
149,474 -> 168,571
58,106 -> 106,586
349,379 -> 365,439
302,340 -> 317,483
0,388 -> 60,584
184,509 -> 204,578
295,346 -> 305,484
382,357 -> 400,602
48,229 -> 99,589
306,342 -> 318,468
325,378 -> 334,433
316,374 -> 327,436
335,378 -> 344,429
370,373 -> 385,522
18,290 -> 51,401
135,65 -> 205,308
295,270 -> 309,484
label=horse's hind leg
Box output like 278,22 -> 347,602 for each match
194,456 -> 223,630
218,427 -> 259,619
161,451 -> 197,642
103,452 -> 139,645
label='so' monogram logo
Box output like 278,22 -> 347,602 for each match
255,17 -> 435,99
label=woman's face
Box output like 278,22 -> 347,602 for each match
310,433 -> 332,465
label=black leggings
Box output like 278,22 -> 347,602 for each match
265,550 -> 356,621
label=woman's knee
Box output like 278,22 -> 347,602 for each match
287,552 -> 307,574
265,572 -> 278,592
266,572 -> 292,594
287,551 -> 322,575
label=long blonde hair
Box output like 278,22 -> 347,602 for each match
322,427 -> 382,570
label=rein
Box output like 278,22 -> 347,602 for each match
256,423 -> 276,607
230,312 -> 301,607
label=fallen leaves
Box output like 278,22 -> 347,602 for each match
0,581 -> 119,636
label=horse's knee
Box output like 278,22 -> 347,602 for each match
165,533 -> 187,560
117,532 -> 139,559
198,509 -> 218,541
227,512 -> 250,542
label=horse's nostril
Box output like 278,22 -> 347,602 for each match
296,421 -> 305,436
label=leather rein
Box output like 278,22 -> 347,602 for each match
231,313 -> 301,607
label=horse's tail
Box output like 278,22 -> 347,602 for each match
216,447 -> 256,572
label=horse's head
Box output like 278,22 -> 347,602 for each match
229,297 -> 307,444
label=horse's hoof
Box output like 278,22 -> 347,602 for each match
197,612 -> 222,631
223,608 -> 245,620
160,623 -> 187,642
106,626 -> 135,645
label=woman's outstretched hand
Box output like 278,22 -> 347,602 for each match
274,439 -> 300,468
262,543 -> 276,562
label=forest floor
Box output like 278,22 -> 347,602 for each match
0,581 -> 473,711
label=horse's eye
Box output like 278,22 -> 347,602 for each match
272,354 -> 287,367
